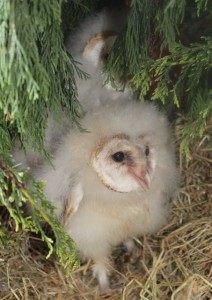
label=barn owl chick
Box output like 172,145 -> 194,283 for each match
35,99 -> 178,292
66,8 -> 130,111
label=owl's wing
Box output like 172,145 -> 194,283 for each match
59,182 -> 84,226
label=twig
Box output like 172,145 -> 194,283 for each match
0,159 -> 25,190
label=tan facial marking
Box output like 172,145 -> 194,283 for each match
91,133 -> 129,160
83,31 -> 117,55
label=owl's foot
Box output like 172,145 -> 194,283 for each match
92,258 -> 111,293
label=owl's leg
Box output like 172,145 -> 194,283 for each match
92,256 -> 111,293
124,239 -> 136,253
124,239 -> 141,258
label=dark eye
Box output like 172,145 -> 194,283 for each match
112,151 -> 125,162
145,146 -> 150,156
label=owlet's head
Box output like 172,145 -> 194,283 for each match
91,133 -> 156,193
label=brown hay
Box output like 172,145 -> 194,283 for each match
0,118 -> 211,300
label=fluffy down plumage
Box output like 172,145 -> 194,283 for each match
34,99 -> 178,292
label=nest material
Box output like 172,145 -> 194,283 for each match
0,118 -> 211,300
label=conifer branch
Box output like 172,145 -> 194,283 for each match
0,159 -> 25,190
0,158 -> 79,268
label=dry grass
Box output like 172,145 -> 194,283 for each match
0,117 -> 211,300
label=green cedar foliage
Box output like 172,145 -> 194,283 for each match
0,0 -> 87,154
0,0 -> 211,271
106,0 -> 211,158
0,158 -> 79,270
0,0 -> 88,273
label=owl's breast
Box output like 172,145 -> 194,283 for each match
64,167 -> 169,258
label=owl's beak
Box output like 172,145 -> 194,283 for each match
129,167 -> 152,190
